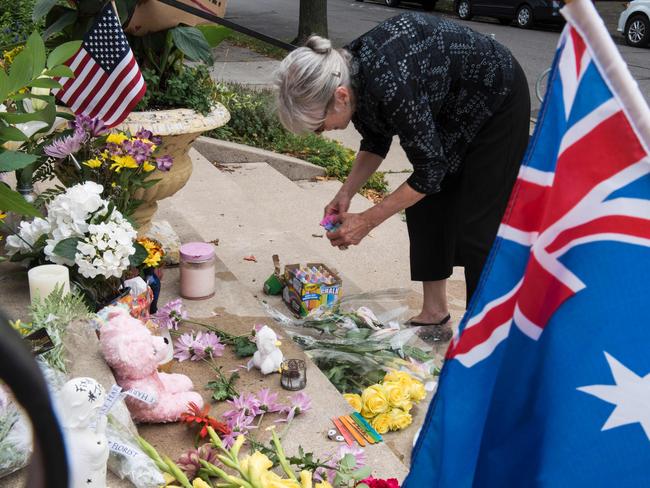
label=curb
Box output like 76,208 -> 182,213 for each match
192,136 -> 327,181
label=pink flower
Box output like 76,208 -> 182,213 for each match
173,333 -> 197,362
316,442 -> 367,482
256,388 -> 283,413
152,298 -> 187,330
44,128 -> 86,159
174,331 -> 225,361
278,392 -> 312,423
193,331 -> 225,359
176,443 -> 219,479
223,393 -> 262,420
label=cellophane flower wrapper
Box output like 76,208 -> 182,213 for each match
265,290 -> 437,394
0,388 -> 31,478
105,415 -> 165,488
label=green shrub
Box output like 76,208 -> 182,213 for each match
209,83 -> 388,194
136,65 -> 218,115
0,0 -> 41,47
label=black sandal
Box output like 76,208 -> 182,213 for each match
404,314 -> 451,327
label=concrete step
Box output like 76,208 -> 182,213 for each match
155,151 -> 411,477
223,162 -> 415,295
162,152 -> 362,303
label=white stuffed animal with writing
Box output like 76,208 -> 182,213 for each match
252,325 -> 284,375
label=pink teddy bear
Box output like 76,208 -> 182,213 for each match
99,307 -> 204,423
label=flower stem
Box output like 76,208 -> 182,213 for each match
271,429 -> 298,482
181,318 -> 249,344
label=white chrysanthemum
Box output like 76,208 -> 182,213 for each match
4,218 -> 51,256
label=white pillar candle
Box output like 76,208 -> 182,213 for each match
28,264 -> 70,303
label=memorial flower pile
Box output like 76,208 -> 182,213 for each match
343,371 -> 426,434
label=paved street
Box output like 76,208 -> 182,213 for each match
225,0 -> 650,115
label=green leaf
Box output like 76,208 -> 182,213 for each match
171,26 -> 212,64
43,65 -> 74,78
129,241 -> 147,267
47,41 -> 82,69
0,70 -> 9,102
0,126 -> 29,143
0,102 -> 56,126
26,32 -> 47,81
8,49 -> 33,95
43,10 -> 78,41
0,150 -> 38,171
0,183 -> 42,217
33,0 -> 59,21
141,178 -> 161,189
27,78 -> 61,89
351,466 -> 372,479
196,25 -> 231,48
233,336 -> 257,358
52,237 -> 81,260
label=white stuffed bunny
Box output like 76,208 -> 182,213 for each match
252,325 -> 284,375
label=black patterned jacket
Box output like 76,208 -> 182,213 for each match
345,13 -> 515,194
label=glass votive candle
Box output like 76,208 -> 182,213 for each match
280,359 -> 307,391
179,242 -> 216,300
28,264 -> 70,303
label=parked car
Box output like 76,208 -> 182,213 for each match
355,0 -> 438,11
454,0 -> 565,28
618,0 -> 650,47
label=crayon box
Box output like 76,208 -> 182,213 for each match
282,263 -> 342,317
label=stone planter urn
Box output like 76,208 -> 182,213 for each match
116,104 -> 230,232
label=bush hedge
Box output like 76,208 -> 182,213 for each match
209,83 -> 387,194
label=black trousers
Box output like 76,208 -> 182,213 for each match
405,61 -> 531,305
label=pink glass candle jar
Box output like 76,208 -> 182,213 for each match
179,242 -> 216,300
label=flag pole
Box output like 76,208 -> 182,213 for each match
560,0 -> 650,150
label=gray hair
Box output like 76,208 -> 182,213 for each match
275,35 -> 351,134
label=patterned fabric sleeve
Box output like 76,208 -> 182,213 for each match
368,59 -> 450,195
356,118 -> 392,158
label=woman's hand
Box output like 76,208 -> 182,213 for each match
326,212 -> 375,248
324,191 -> 352,217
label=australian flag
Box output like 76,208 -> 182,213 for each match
405,0 -> 650,486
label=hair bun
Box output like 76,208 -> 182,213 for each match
305,35 -> 332,55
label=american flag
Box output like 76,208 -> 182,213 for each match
405,0 -> 650,486
53,5 -> 146,128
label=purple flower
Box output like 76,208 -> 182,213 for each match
72,114 -> 108,137
174,331 -> 224,361
152,298 -> 187,330
155,155 -> 173,171
44,127 -> 86,159
223,393 -> 262,423
314,444 -> 367,483
193,331 -> 225,359
135,128 -> 161,144
123,138 -> 153,164
279,392 -> 312,423
177,443 -> 219,479
256,388 -> 283,413
173,333 -> 197,362
336,444 -> 366,469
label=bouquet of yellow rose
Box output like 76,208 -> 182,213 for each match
343,371 -> 427,435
